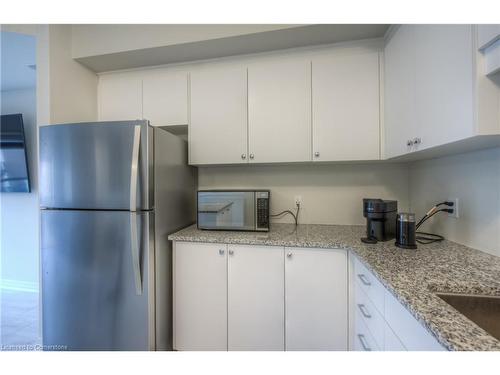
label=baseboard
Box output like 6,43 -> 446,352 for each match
0,279 -> 38,293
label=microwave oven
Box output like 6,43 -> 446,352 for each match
197,190 -> 270,232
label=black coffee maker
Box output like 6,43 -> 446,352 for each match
361,198 -> 398,244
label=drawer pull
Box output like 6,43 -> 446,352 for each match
357,334 -> 372,351
357,274 -> 372,286
357,304 -> 372,318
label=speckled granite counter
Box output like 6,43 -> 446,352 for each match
169,223 -> 500,351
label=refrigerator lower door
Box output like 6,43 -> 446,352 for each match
39,120 -> 152,210
41,210 -> 154,350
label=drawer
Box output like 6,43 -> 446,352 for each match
384,290 -> 445,351
354,282 -> 385,348
384,324 -> 406,351
353,256 -> 385,314
354,309 -> 380,351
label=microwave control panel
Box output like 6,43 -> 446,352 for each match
255,191 -> 270,231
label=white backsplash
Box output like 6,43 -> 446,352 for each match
198,162 -> 410,226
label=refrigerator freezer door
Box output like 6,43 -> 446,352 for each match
41,210 -> 155,350
39,121 -> 153,210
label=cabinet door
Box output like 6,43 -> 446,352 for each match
384,324 -> 406,351
384,289 -> 445,351
98,74 -> 142,121
189,65 -> 248,165
173,242 -> 227,350
312,52 -> 380,161
414,25 -> 474,150
248,59 -> 311,163
143,70 -> 188,126
384,25 -> 417,158
285,248 -> 348,350
227,244 -> 284,350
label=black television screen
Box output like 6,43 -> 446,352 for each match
0,114 -> 31,192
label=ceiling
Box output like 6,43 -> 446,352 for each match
1,31 -> 36,91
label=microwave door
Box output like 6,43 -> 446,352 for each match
198,192 -> 255,230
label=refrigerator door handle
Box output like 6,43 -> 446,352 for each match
129,125 -> 141,211
130,213 -> 143,295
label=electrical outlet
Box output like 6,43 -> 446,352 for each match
294,195 -> 302,206
448,198 -> 459,219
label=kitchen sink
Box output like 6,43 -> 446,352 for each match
436,293 -> 500,340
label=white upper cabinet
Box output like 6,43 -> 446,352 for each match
414,25 -> 475,150
248,59 -> 312,163
98,69 -> 189,126
227,244 -> 284,351
384,25 -> 500,159
285,248 -> 348,350
98,74 -> 142,121
189,64 -> 248,165
384,25 -> 417,159
312,52 -> 380,161
143,70 -> 188,126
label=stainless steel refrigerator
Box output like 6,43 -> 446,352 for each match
39,120 -> 196,350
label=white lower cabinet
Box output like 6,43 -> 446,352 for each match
351,254 -> 446,351
354,309 -> 380,351
384,288 -> 445,351
228,245 -> 284,350
384,324 -> 406,351
354,282 -> 385,348
173,241 -> 349,351
174,242 -> 445,351
173,242 -> 228,350
285,247 -> 348,350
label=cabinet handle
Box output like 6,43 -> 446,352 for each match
228,249 -> 234,255
406,139 -> 414,147
314,151 -> 320,157
241,154 -> 246,160
287,252 -> 292,258
249,154 -> 254,159
357,334 -> 372,351
219,249 -> 225,255
357,304 -> 372,318
357,274 -> 371,286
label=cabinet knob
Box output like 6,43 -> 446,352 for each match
228,249 -> 234,255
413,137 -> 421,145
219,249 -> 225,255
406,139 -> 414,147
314,152 -> 320,157
249,154 -> 254,159
241,154 -> 246,160
287,252 -> 292,258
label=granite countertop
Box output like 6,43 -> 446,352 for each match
169,223 -> 500,351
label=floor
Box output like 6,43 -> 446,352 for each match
0,289 -> 41,350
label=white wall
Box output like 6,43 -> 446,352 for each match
0,88 -> 39,289
198,163 -> 410,225
0,25 -> 98,125
48,25 -> 98,124
0,25 -> 98,290
409,147 -> 500,257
